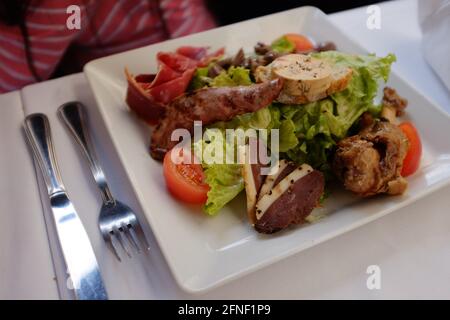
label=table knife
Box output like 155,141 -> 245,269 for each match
24,113 -> 108,300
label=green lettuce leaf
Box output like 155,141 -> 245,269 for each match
203,163 -> 244,215
315,51 -> 396,116
189,65 -> 253,91
193,129 -> 244,215
279,119 -> 298,152
211,66 -> 252,87
188,66 -> 210,91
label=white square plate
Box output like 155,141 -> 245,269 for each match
85,6 -> 450,293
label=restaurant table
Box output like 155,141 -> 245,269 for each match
1,0 -> 450,299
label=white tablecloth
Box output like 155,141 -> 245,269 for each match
1,0 -> 450,299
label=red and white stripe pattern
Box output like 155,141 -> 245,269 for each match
0,0 -> 216,93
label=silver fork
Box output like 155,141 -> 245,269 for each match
58,101 -> 150,261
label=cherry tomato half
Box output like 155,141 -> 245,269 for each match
399,122 -> 422,176
163,148 -> 209,204
284,33 -> 314,52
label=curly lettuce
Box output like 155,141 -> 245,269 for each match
189,66 -> 252,90
203,162 -> 244,215
211,66 -> 252,87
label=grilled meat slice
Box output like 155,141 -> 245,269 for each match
333,120 -> 409,197
150,79 -> 283,160
254,165 -> 324,234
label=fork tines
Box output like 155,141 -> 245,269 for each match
106,224 -> 150,261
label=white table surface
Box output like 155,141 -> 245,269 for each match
1,0 -> 450,299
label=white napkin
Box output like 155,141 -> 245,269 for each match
418,0 -> 450,90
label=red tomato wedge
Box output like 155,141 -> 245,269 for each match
284,33 -> 314,52
399,122 -> 422,176
163,148 -> 210,204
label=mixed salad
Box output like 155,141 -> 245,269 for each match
125,34 -> 422,234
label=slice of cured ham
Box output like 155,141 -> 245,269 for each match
125,46 -> 224,124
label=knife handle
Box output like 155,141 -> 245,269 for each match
58,102 -> 115,205
24,113 -> 65,195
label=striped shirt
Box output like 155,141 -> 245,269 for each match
0,0 -> 216,93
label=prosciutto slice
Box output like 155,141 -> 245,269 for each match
125,46 -> 224,124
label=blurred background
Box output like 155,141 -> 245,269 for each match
2,0 -> 448,94
206,0 -> 386,25
0,0 -> 389,93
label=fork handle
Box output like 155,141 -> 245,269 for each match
24,114 -> 65,195
58,102 -> 115,205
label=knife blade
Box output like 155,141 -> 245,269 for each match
24,113 -> 108,300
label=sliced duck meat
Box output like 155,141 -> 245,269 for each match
258,159 -> 297,201
254,164 -> 325,234
271,161 -> 298,187
150,79 -> 283,160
